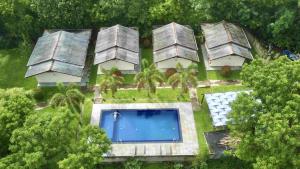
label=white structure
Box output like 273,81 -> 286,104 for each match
205,91 -> 250,127
25,30 -> 91,86
153,22 -> 199,71
94,25 -> 140,74
201,21 -> 253,69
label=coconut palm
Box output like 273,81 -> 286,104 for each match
98,67 -> 124,98
168,63 -> 198,97
134,59 -> 164,97
50,83 -> 85,123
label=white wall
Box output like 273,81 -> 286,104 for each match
97,60 -> 135,74
156,58 -> 193,70
209,55 -> 245,67
36,72 -> 82,83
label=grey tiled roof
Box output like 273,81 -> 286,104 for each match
201,21 -> 253,60
25,30 -> 91,78
94,25 -> 139,64
153,45 -> 199,62
153,22 -> 199,63
153,22 -> 198,51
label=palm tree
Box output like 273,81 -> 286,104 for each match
50,83 -> 85,122
98,67 -> 124,98
168,63 -> 198,97
134,59 -> 164,97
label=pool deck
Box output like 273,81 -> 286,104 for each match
91,102 -> 199,162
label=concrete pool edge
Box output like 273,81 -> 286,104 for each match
91,102 -> 199,162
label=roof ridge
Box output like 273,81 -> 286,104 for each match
115,25 -> 119,47
49,31 -> 63,71
171,22 -> 178,45
223,22 -> 233,43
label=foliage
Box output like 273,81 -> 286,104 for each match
98,67 -> 124,98
1,0 -> 300,52
191,0 -> 300,51
0,107 -> 110,169
168,63 -> 198,97
49,84 -> 85,113
0,88 -> 35,157
173,163 -> 184,169
228,57 -> 300,169
220,65 -> 231,77
135,59 -> 164,97
124,158 -> 143,169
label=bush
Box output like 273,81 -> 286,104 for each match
174,163 -> 184,169
124,158 -> 143,169
165,68 -> 177,78
111,67 -> 123,77
220,65 -> 232,77
32,87 -> 45,101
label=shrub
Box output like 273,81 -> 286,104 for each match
174,163 -> 184,169
220,65 -> 232,77
32,87 -> 45,101
111,67 -> 123,77
165,68 -> 177,78
124,158 -> 143,169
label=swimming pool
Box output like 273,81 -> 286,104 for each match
100,109 -> 182,143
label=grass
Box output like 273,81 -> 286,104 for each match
102,88 -> 189,103
194,105 -> 214,158
89,65 -> 98,86
197,50 -> 208,81
0,48 -> 37,89
36,91 -> 94,126
96,74 -> 136,85
207,70 -> 241,80
141,48 -> 153,65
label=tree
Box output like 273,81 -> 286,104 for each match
29,0 -> 92,28
0,107 -> 110,169
168,63 -> 198,97
98,67 -> 124,98
134,59 -> 164,97
228,57 -> 300,169
0,88 -> 35,157
191,0 -> 300,52
50,84 -> 85,113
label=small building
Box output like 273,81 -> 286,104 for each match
153,22 -> 199,71
201,21 -> 253,70
25,30 -> 91,86
94,25 -> 140,74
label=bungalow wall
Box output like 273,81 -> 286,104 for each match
97,60 -> 135,74
36,72 -> 82,83
156,58 -> 193,70
209,55 -> 245,67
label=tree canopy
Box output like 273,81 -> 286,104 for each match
0,107 -> 111,169
0,88 -> 35,157
1,0 -> 299,52
228,57 -> 300,169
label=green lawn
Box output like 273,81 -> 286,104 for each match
96,74 -> 135,85
0,48 -> 37,89
102,88 -> 189,103
197,50 -> 208,81
141,48 -> 153,65
207,70 -> 241,80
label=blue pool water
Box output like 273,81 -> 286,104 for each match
100,109 -> 182,142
